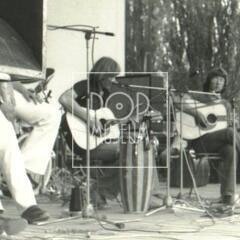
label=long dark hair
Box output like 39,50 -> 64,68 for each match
89,57 -> 120,84
203,67 -> 228,93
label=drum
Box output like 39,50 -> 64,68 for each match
119,127 -> 155,213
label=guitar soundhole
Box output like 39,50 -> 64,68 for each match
207,114 -> 217,125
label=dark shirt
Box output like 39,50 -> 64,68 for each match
73,80 -> 110,110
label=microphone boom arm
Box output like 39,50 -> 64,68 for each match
48,25 -> 115,36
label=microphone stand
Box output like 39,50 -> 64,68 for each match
116,81 -> 174,215
145,83 -> 207,216
49,26 -> 112,217
49,26 -> 125,225
124,80 -> 175,213
170,92 -> 202,211
178,93 -> 184,199
77,29 -> 112,217
76,29 -> 114,218
232,98 -> 237,211
165,79 -> 173,207
171,88 -> 187,200
112,81 -> 206,216
82,31 -> 94,218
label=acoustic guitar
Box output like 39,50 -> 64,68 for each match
175,101 -> 228,140
66,107 -> 120,150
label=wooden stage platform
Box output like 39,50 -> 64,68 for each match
2,184 -> 240,240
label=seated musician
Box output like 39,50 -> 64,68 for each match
7,74 -> 61,189
59,56 -> 121,207
172,67 -> 240,205
0,75 -> 52,224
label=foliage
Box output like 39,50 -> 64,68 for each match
126,0 -> 240,101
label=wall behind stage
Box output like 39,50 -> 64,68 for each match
46,0 -> 125,99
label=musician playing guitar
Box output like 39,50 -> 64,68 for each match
173,67 -> 240,206
59,57 -> 121,207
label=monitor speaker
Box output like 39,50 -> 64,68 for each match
0,0 -> 47,79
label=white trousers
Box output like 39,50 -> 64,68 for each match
0,90 -> 61,211
0,110 -> 36,211
14,91 -> 61,175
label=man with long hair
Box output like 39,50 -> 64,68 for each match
173,67 -> 240,205
59,56 -> 121,207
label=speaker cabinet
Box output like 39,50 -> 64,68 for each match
0,0 -> 47,79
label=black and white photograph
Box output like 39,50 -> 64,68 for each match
0,0 -> 240,239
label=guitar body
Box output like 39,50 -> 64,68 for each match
66,108 -> 120,150
176,102 -> 228,140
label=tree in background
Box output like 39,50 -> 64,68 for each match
126,0 -> 240,100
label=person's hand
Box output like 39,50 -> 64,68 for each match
195,111 -> 208,128
0,102 -> 16,123
89,119 -> 104,136
20,88 -> 43,104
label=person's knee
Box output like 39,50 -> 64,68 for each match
220,144 -> 233,162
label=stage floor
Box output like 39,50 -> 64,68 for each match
2,184 -> 240,240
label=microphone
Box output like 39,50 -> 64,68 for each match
103,32 -> 115,36
87,29 -> 115,36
